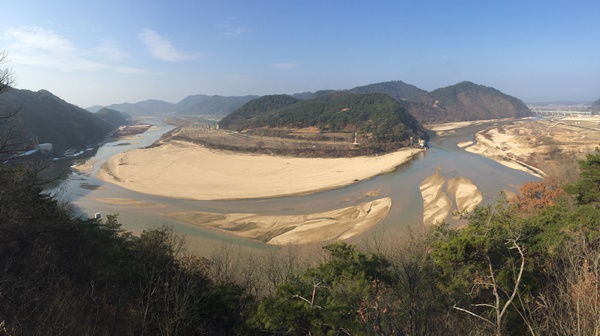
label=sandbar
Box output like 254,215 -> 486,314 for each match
97,140 -> 423,200
420,171 -> 482,226
93,197 -> 167,208
167,197 -> 392,245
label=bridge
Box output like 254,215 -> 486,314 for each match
531,110 -> 594,117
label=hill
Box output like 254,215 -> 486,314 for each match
95,107 -> 130,128
106,99 -> 175,116
592,97 -> 600,112
219,94 -> 300,130
291,80 -> 530,124
0,88 -> 117,153
174,95 -> 258,116
350,80 -> 427,101
96,95 -> 259,117
86,105 -> 104,113
411,81 -> 531,123
220,92 -> 427,147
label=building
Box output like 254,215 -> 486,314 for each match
37,143 -> 53,156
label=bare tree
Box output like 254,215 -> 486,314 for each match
535,232 -> 600,335
0,51 -> 31,158
0,50 -> 13,93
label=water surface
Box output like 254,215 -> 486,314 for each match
49,119 -> 539,249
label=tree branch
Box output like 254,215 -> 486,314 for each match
452,304 -> 495,326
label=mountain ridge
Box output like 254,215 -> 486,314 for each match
87,79 -> 532,123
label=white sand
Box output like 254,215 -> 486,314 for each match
420,172 -> 452,226
447,177 -> 483,214
97,140 -> 423,200
167,197 -> 392,245
464,128 -> 545,178
420,172 -> 483,226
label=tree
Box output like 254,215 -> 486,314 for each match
431,196 -> 535,336
250,243 -> 394,335
0,50 -> 29,157
564,147 -> 600,206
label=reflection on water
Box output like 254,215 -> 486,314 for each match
49,119 -> 540,249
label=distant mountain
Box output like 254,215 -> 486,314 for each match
350,80 -> 427,101
89,80 -> 532,123
96,95 -> 259,117
592,98 -> 600,112
174,95 -> 258,116
0,89 -> 117,153
409,81 -> 531,123
292,90 -> 337,100
86,105 -> 105,113
95,107 -> 131,128
291,80 -> 530,124
221,92 -> 427,144
106,99 -> 175,116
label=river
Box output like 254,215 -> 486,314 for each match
47,119 -> 540,251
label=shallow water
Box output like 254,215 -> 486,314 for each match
48,119 -> 540,249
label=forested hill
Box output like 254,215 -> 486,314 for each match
350,80 -> 427,100
218,94 -> 300,129
94,107 -> 131,128
291,80 -> 532,124
409,81 -> 531,123
0,88 -> 121,153
220,92 -> 428,143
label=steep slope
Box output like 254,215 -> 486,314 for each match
221,92 -> 427,143
408,81 -> 532,123
0,89 -> 114,153
174,95 -> 258,116
350,80 -> 427,101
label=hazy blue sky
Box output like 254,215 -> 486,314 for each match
2,0 -> 599,107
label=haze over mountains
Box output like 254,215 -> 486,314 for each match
90,80 -> 533,124
89,95 -> 259,117
592,97 -> 600,112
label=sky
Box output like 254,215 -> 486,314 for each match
1,0 -> 599,107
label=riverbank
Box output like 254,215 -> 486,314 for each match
97,140 -> 424,200
459,117 -> 600,179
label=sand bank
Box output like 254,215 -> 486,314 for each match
462,118 -> 600,179
426,118 -> 513,135
464,128 -> 545,178
97,140 -> 423,200
420,171 -> 482,226
167,197 -> 392,245
93,197 -> 167,208
71,159 -> 99,173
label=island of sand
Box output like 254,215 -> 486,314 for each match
167,197 -> 392,245
97,140 -> 423,201
419,170 -> 483,226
